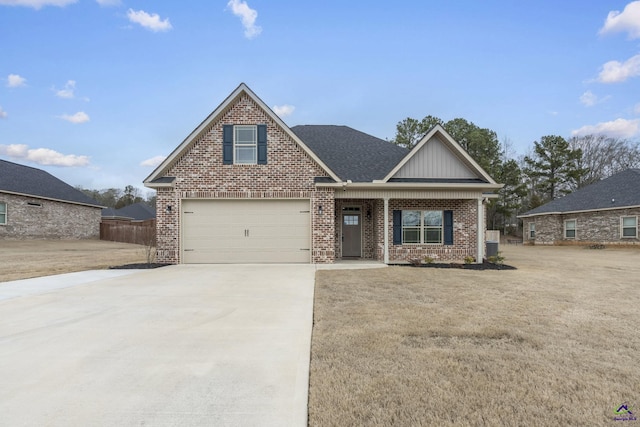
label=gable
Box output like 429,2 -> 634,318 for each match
392,135 -> 478,180
382,125 -> 496,184
144,83 -> 340,187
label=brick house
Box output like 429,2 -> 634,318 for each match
0,159 -> 103,239
144,83 -> 502,264
519,169 -> 640,245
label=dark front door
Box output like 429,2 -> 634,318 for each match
342,213 -> 362,257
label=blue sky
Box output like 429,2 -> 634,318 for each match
1,0 -> 640,192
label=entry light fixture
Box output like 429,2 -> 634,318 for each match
166,205 -> 172,213
318,204 -> 323,215
367,209 -> 372,220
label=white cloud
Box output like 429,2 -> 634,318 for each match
597,54 -> 640,83
0,143 -> 89,167
55,80 -> 76,98
0,106 -> 7,119
227,0 -> 262,39
0,0 -> 76,8
571,118 -> 640,138
6,74 -> 26,87
140,155 -> 166,167
95,0 -> 119,6
273,104 -> 295,117
599,1 -> 640,39
58,111 -> 90,124
127,9 -> 172,32
579,91 -> 598,107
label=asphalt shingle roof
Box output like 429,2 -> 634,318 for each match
102,202 -> 156,220
291,125 -> 408,182
521,169 -> 640,216
0,159 -> 102,207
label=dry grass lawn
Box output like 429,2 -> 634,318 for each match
310,245 -> 640,426
0,240 -> 149,282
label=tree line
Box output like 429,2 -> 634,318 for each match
393,116 -> 640,235
77,185 -> 156,210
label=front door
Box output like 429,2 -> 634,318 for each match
342,213 -> 362,257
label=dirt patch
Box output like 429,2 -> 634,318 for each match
0,240 -> 151,282
309,245 -> 640,426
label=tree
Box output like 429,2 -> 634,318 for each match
392,115 -> 443,149
568,134 -> 640,187
486,158 -> 527,232
115,185 -> 144,209
523,135 -> 586,202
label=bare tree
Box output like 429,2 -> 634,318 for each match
569,135 -> 640,187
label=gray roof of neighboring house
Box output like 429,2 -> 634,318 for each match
0,159 -> 102,207
102,202 -> 156,220
520,169 -> 640,217
291,125 -> 409,182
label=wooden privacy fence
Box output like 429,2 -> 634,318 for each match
100,219 -> 156,246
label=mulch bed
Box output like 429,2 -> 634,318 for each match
109,263 -> 171,270
396,261 -> 517,270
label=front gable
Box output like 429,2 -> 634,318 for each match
144,83 -> 340,188
382,125 -> 497,184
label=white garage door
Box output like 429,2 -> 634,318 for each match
181,199 -> 311,263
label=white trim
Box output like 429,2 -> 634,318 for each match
318,181 -> 502,191
383,198 -> 389,264
620,215 -> 638,238
144,83 -> 341,186
400,210 -> 444,245
519,204 -> 640,218
477,197 -> 484,263
0,190 -> 104,209
0,201 -> 6,225
381,125 -> 498,185
528,222 -> 536,240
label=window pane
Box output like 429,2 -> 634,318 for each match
0,213 -> 5,224
402,211 -> 420,226
0,203 -> 5,214
623,227 -> 636,237
403,228 -> 420,243
565,229 -> 575,238
235,146 -> 256,163
424,211 -> 442,226
344,215 -> 359,226
622,217 -> 637,227
565,220 -> 576,229
235,126 -> 256,144
425,228 -> 442,243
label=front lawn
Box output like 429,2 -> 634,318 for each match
309,245 -> 640,426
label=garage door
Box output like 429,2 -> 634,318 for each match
181,199 -> 311,263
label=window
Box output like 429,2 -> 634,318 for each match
234,125 -> 257,164
528,222 -> 535,239
402,210 -> 443,244
621,216 -> 638,238
0,202 -> 6,225
564,219 -> 576,239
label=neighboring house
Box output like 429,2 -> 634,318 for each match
519,169 -> 640,245
0,159 -> 103,239
102,202 -> 156,221
144,83 -> 502,264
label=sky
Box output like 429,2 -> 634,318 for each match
1,0 -> 640,193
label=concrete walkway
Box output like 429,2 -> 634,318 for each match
0,265 -> 318,426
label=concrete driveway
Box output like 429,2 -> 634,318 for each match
0,264 -> 316,426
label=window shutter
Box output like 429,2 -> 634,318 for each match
257,124 -> 267,165
223,125 -> 233,165
444,210 -> 453,245
393,210 -> 402,245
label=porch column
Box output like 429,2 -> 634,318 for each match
383,197 -> 389,264
477,197 -> 485,263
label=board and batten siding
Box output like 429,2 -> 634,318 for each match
393,135 -> 477,179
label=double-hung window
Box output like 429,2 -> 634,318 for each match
564,219 -> 576,239
528,222 -> 535,239
0,202 -> 6,225
402,210 -> 443,244
234,125 -> 257,164
621,216 -> 638,238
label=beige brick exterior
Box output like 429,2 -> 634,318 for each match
0,193 -> 101,239
155,94 -> 335,264
525,208 -> 640,245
